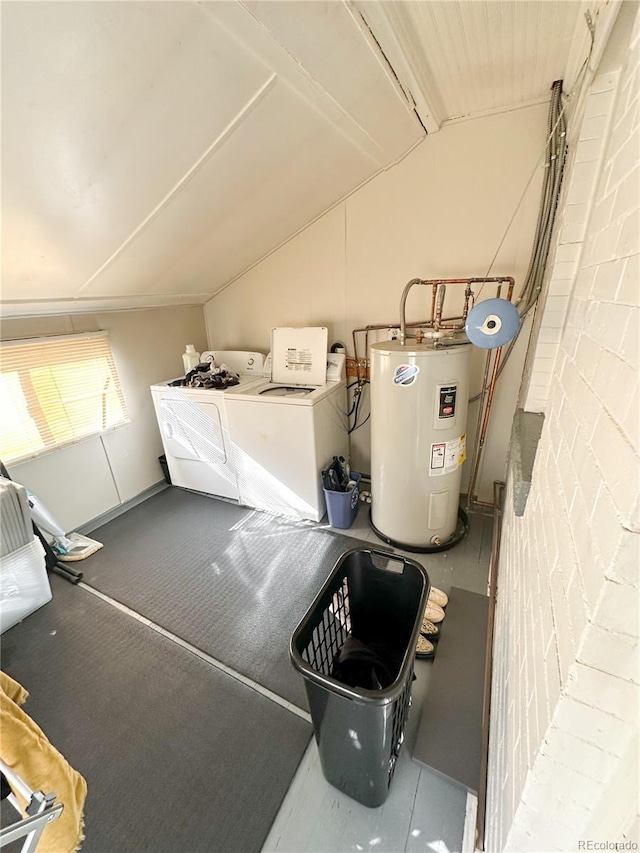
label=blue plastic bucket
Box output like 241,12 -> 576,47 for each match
324,473 -> 361,529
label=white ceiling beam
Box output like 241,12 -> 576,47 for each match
351,0 -> 446,134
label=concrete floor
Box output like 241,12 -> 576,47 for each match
262,501 -> 492,853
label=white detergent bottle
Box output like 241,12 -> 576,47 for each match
182,344 -> 201,373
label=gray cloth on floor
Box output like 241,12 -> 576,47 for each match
2,577 -> 311,853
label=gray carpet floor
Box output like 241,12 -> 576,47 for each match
82,488 -> 375,709
1,576 -> 311,853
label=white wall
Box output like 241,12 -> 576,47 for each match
205,103 -> 548,502
487,5 -> 639,849
2,305 -> 208,531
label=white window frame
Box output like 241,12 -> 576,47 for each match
0,331 -> 130,465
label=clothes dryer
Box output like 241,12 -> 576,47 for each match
150,351 -> 264,500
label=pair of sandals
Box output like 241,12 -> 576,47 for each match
415,587 -> 448,659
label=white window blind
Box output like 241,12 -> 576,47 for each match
0,331 -> 129,464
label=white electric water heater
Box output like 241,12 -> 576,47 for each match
370,340 -> 472,550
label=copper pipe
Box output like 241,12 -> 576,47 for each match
365,328 -> 373,383
352,319 -> 431,334
351,328 -> 359,376
399,276 -> 515,345
352,328 -> 367,385
421,277 -> 513,288
481,348 -> 503,439
463,277 -> 515,504
467,347 -> 503,505
505,277 -> 515,301
462,286 -> 473,322
364,328 -> 370,383
434,284 -> 446,330
352,272 -> 515,382
351,316 -> 469,377
352,316 -> 464,335
437,317 -> 466,330
431,283 -> 438,324
352,275 -> 515,340
466,350 -> 492,510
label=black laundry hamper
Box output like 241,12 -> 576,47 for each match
290,548 -> 430,807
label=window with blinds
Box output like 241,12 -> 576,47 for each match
0,332 -> 129,464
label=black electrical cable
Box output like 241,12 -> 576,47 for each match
350,413 -> 370,433
344,394 -> 358,418
348,381 -> 371,433
344,381 -> 361,416
348,388 -> 363,433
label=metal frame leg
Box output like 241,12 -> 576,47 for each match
0,761 -> 64,853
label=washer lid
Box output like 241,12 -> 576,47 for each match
270,327 -> 328,386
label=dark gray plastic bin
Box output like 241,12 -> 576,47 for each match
290,548 -> 430,807
324,473 -> 361,529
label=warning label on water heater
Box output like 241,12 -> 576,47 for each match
429,434 -> 466,476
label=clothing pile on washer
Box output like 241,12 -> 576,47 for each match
169,362 -> 240,390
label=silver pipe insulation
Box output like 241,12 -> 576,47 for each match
399,278 -> 424,344
468,80 -> 568,403
519,80 -> 566,315
465,81 -> 567,505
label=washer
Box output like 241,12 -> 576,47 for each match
150,351 -> 264,500
225,375 -> 348,522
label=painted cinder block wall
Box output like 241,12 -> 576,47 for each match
487,5 -> 639,850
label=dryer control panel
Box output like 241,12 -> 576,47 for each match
200,351 -> 265,376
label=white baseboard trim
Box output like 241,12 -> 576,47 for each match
462,792 -> 479,852
77,481 -> 168,535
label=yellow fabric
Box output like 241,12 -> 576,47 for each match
0,670 -> 29,706
0,671 -> 87,853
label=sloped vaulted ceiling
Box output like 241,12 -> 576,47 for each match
1,0 -> 599,317
0,0 -> 423,317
